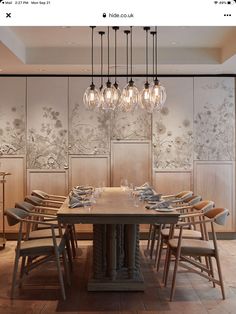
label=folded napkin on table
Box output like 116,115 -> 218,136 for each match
145,200 -> 171,210
69,195 -> 92,208
147,193 -> 162,201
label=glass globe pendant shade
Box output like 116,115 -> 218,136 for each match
121,80 -> 139,112
113,82 -> 121,107
83,83 -> 100,110
140,82 -> 154,113
102,81 -> 116,110
151,79 -> 167,111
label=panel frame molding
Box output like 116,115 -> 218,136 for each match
153,169 -> 193,195
194,160 -> 235,231
27,169 -> 69,195
111,140 -> 152,187
69,154 -> 110,190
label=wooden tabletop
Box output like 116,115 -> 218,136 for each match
57,187 -> 180,225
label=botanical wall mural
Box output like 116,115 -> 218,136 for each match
0,78 -> 26,155
69,103 -> 110,154
27,77 -> 68,169
194,77 -> 235,161
69,77 -> 110,155
27,106 -> 68,169
0,76 -> 235,172
152,78 -> 194,170
110,109 -> 151,140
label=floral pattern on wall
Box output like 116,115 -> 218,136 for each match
110,109 -> 151,140
194,78 -> 235,161
69,103 -> 110,154
153,107 -> 193,169
0,105 -> 26,155
27,106 -> 68,169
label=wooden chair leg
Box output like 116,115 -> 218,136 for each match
163,246 -> 172,286
146,224 -> 153,250
154,226 -> 162,266
62,251 -> 71,286
170,251 -> 180,301
11,252 -> 20,299
156,236 -> 164,272
19,256 -> 26,288
150,228 -> 156,259
54,250 -> 66,300
208,256 -> 216,288
214,255 -> 226,299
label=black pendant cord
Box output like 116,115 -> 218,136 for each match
150,31 -> 156,80
90,26 -> 96,86
124,30 -> 130,84
112,27 -> 119,87
155,26 -> 158,81
99,31 -> 105,90
130,26 -> 133,82
107,26 -> 110,84
144,27 -> 150,86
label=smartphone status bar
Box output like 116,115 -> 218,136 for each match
0,0 -> 235,26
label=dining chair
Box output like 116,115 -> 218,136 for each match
25,195 -> 62,208
146,191 -> 196,257
5,207 -> 71,300
164,207 -> 229,301
156,200 -> 215,271
32,189 -> 66,202
17,200 -> 76,259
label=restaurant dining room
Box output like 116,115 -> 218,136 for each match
0,25 -> 236,314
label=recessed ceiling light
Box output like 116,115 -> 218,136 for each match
39,69 -> 46,72
0,69 -> 3,72
171,41 -> 177,45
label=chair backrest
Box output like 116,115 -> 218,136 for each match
204,207 -> 229,225
25,195 -> 44,206
183,195 -> 202,205
32,189 -> 49,200
5,208 -> 29,226
193,200 -> 214,212
15,201 -> 35,212
175,191 -> 193,200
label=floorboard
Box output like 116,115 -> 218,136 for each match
1,240 -> 236,314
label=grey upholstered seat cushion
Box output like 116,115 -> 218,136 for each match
161,228 -> 202,239
168,238 -> 215,256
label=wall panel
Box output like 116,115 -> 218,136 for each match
69,155 -> 110,189
194,161 -> 235,231
27,170 -> 68,196
27,77 -> 68,169
0,156 -> 25,232
153,171 -> 192,195
111,140 -> 151,187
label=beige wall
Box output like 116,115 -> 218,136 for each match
0,76 -> 235,232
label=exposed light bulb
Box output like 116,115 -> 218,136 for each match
83,83 -> 100,110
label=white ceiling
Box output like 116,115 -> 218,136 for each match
0,26 -> 236,75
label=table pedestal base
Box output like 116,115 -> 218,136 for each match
90,223 -> 144,291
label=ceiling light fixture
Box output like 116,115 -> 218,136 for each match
150,26 -> 167,111
102,26 -> 116,110
112,26 -> 121,107
121,26 -> 139,112
140,27 -> 153,113
83,26 -> 100,110
98,30 -> 105,109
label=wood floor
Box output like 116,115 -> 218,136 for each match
1,240 -> 236,314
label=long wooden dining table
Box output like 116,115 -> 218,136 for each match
57,187 -> 180,291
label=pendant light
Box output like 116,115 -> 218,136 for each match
121,26 -> 139,112
150,26 -> 167,110
140,26 -> 153,113
112,26 -> 121,107
83,26 -> 100,110
98,30 -> 105,109
102,26 -> 116,110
